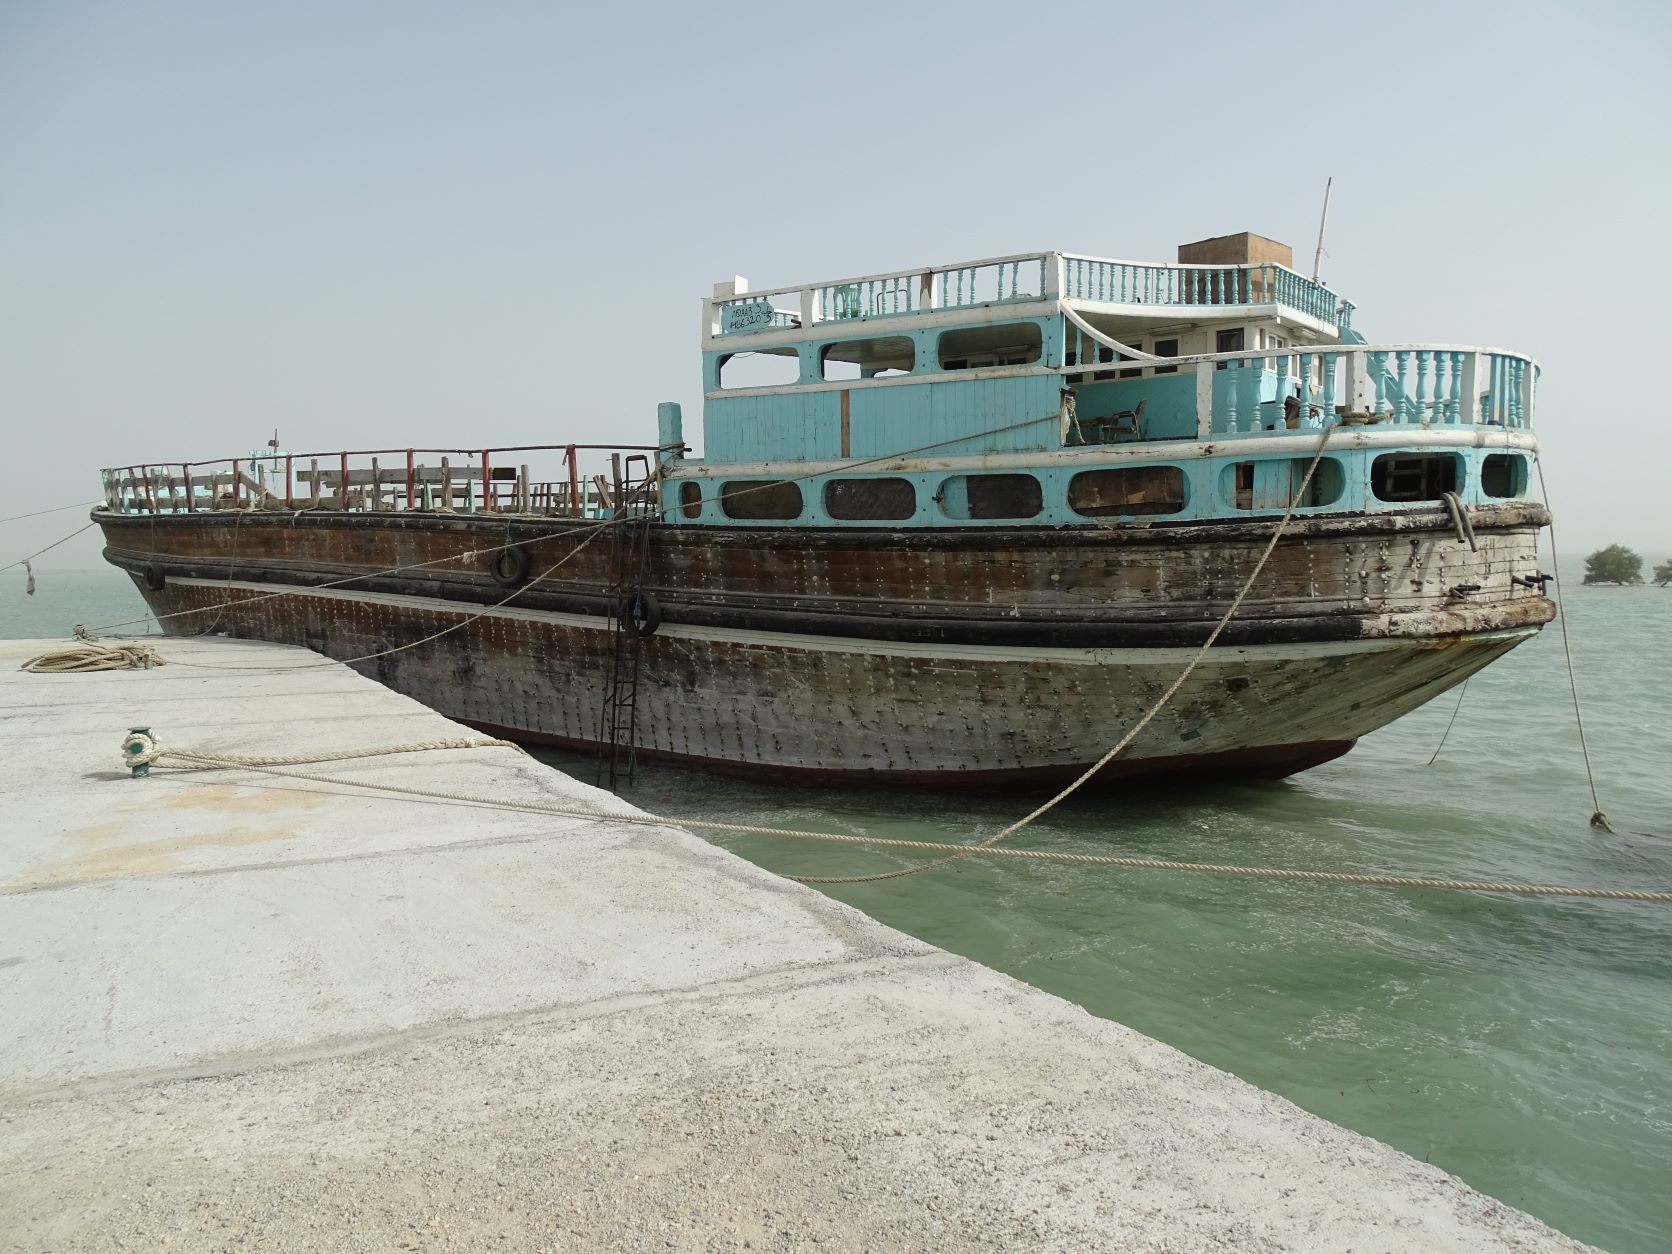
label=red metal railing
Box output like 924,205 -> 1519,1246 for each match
99,444 -> 673,519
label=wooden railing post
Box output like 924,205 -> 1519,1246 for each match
285,455 -> 294,510
405,449 -> 416,509
566,445 -> 580,519
340,452 -> 350,511
184,464 -> 196,513
481,450 -> 493,513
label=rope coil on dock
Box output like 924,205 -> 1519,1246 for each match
21,643 -> 166,673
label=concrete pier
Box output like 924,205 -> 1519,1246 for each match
0,636 -> 1586,1252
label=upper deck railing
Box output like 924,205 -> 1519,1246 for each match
97,443 -> 672,518
710,251 -> 1353,339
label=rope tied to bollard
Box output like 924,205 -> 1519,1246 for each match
113,734 -> 1672,906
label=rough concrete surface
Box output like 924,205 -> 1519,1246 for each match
0,636 -> 1590,1251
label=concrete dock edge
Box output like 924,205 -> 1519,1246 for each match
0,636 -> 1590,1252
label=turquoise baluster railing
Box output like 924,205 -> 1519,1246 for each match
1275,353 -> 1292,427
1394,351 -> 1412,423
1415,351 -> 1432,425
1298,352 -> 1314,427
1369,351 -> 1389,416
1321,351 -> 1338,422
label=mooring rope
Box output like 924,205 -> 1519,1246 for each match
156,523 -> 614,673
0,500 -> 104,527
1426,678 -> 1470,767
123,734 -> 517,770
1,522 -> 98,578
125,746 -> 1672,904
789,422 -> 1339,886
1535,461 -> 1613,833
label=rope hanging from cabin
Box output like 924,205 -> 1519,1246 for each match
785,420 -> 1340,885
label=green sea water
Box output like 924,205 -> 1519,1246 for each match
5,562 -> 1669,1252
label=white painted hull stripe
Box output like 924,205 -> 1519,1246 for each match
170,578 -> 1538,667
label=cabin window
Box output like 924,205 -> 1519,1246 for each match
1215,328 -> 1245,370
1118,341 -> 1142,379
1152,337 -> 1179,375
1481,453 -> 1527,498
718,349 -> 802,389
1260,331 -> 1290,370
678,481 -> 702,519
938,323 -> 1043,371
936,472 -> 1043,520
719,479 -> 803,520
824,477 -> 916,521
1371,453 -> 1459,502
1226,458 -> 1345,510
821,336 -> 915,382
1068,466 -> 1186,517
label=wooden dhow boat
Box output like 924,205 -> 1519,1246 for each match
95,232 -> 1555,789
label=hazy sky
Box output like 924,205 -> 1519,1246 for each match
3,0 -> 1670,573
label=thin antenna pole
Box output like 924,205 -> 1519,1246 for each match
1312,177 -> 1333,283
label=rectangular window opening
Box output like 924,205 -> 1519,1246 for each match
823,477 -> 917,521
1215,328 -> 1245,370
937,473 -> 1043,520
938,323 -> 1043,371
820,336 -> 915,382
1371,453 -> 1459,503
719,479 -> 804,520
1068,466 -> 1186,517
718,349 -> 802,390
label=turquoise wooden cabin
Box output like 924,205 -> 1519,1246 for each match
660,233 -> 1538,529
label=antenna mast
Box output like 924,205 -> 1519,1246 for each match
1311,177 -> 1333,283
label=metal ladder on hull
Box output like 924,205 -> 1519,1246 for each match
596,455 -> 655,791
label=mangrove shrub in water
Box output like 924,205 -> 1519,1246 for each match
1655,560 -> 1672,587
1583,545 -> 1644,585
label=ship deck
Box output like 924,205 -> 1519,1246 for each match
0,635 -> 1586,1251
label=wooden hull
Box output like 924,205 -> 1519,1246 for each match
97,504 -> 1555,788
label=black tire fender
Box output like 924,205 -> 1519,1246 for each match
489,545 -> 529,587
626,590 -> 661,637
142,562 -> 166,592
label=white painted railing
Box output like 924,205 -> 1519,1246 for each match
1060,255 -> 1351,328
1058,312 -> 1536,434
707,250 -> 1354,339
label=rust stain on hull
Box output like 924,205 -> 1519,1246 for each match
95,506 -> 1554,786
